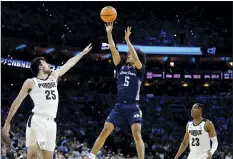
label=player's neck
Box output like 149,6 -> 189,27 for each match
126,62 -> 135,67
37,72 -> 50,80
193,117 -> 203,125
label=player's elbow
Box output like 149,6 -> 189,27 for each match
67,59 -> 76,67
12,100 -> 22,110
135,61 -> 142,69
112,54 -> 121,66
182,137 -> 189,146
113,58 -> 120,66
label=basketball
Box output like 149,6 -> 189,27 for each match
100,6 -> 117,23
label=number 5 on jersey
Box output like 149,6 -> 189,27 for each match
124,76 -> 130,86
45,90 -> 56,100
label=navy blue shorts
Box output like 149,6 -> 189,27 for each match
105,103 -> 142,128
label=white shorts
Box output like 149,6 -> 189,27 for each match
188,152 -> 208,159
26,113 -> 57,152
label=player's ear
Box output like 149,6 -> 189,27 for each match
38,64 -> 43,70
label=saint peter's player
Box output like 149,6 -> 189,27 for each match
174,103 -> 218,159
89,23 -> 146,159
2,43 -> 92,159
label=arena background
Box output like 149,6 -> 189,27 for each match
1,1 -> 232,159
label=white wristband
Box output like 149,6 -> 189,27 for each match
210,136 -> 218,155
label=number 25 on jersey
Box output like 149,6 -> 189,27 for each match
45,90 -> 56,100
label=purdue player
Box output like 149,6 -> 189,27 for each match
174,103 -> 218,159
2,43 -> 92,159
89,23 -> 146,159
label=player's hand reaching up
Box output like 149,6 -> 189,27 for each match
105,22 -> 113,33
82,43 -> 92,55
125,26 -> 132,41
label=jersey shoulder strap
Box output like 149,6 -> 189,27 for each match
187,121 -> 191,128
202,118 -> 208,122
28,78 -> 38,94
31,78 -> 38,84
49,75 -> 57,83
203,118 -> 209,132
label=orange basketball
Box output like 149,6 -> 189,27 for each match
100,6 -> 117,23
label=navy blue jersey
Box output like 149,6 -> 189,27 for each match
116,62 -> 145,103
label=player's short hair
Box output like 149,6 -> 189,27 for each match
195,103 -> 204,114
30,57 -> 46,75
135,48 -> 147,65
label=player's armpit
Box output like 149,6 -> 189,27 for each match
205,120 -> 217,138
51,70 -> 61,80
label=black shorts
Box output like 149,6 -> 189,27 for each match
105,103 -> 142,128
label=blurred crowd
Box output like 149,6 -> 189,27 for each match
1,83 -> 232,159
1,2 -> 231,47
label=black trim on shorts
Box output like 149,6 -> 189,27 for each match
27,113 -> 34,128
130,121 -> 142,126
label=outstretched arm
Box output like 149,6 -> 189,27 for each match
3,79 -> 34,135
124,26 -> 142,70
174,123 -> 189,159
105,22 -> 121,66
51,43 -> 92,80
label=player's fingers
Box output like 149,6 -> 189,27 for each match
87,43 -> 92,48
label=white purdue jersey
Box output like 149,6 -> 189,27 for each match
29,75 -> 59,119
188,119 -> 210,154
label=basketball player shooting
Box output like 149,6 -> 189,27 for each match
174,103 -> 218,159
2,43 -> 92,159
89,22 -> 146,159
